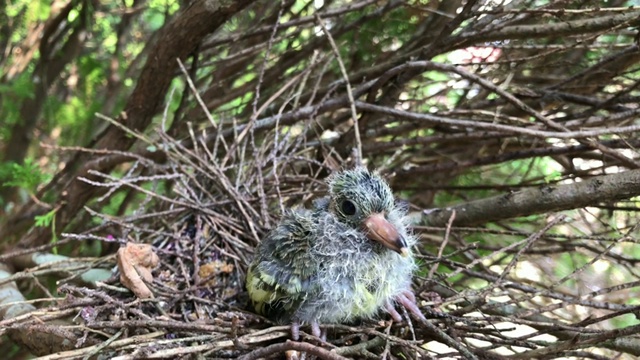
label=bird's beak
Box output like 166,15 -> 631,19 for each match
363,213 -> 409,257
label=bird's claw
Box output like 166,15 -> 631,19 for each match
290,320 -> 326,341
311,321 -> 322,339
291,321 -> 301,341
387,289 -> 427,323
386,301 -> 403,322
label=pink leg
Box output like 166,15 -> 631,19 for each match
291,320 -> 300,341
395,292 -> 427,322
386,300 -> 403,322
311,321 -> 322,338
401,289 -> 417,303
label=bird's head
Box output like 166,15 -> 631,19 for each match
327,167 -> 409,257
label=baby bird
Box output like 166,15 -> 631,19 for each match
246,167 -> 425,338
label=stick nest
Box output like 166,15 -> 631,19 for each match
3,119 -> 638,359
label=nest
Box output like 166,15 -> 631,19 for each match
2,123 -> 453,358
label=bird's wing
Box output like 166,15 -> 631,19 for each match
247,208 -> 319,321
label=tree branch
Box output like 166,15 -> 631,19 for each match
423,169 -> 640,226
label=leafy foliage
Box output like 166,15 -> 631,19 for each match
0,158 -> 50,194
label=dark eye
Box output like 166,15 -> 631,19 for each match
341,200 -> 357,215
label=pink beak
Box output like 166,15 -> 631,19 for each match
363,213 -> 409,256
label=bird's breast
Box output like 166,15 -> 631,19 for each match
303,249 -> 414,323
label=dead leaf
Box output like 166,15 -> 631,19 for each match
198,260 -> 234,286
116,243 -> 159,299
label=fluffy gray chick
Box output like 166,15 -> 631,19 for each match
246,167 -> 425,338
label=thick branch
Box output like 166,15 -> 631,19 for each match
461,9 -> 640,42
423,169 -> 640,226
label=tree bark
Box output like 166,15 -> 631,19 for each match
423,168 -> 640,226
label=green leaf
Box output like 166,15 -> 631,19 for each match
34,208 -> 56,227
0,158 -> 52,193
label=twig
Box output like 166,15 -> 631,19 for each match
315,13 -> 363,166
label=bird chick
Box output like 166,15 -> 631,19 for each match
246,167 -> 425,339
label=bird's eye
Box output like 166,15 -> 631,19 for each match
341,200 -> 357,216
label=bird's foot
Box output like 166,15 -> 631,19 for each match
287,322 -> 303,360
311,321 -> 323,339
386,301 -> 403,322
291,320 -> 301,341
387,289 -> 427,323
290,320 -> 326,341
